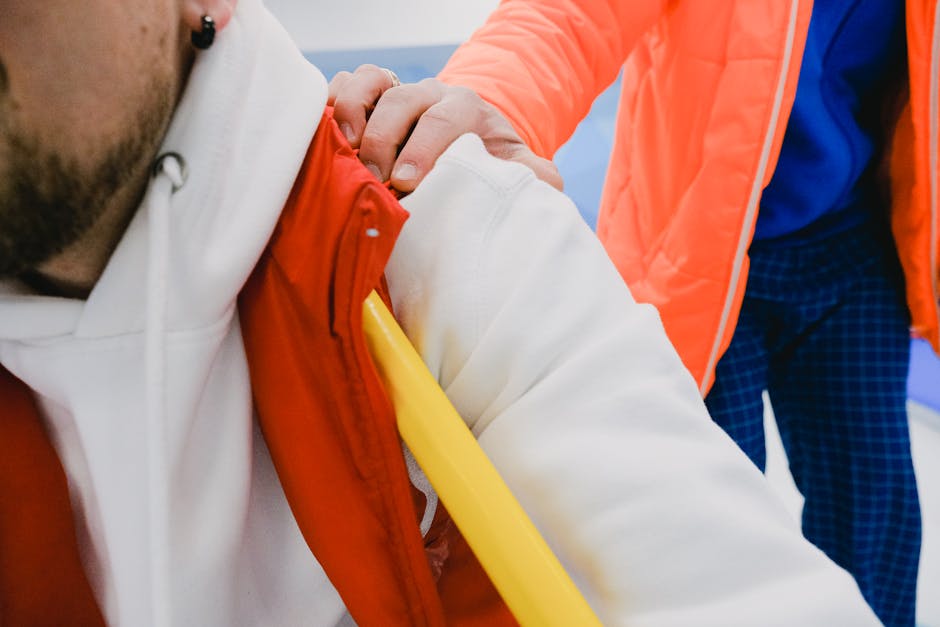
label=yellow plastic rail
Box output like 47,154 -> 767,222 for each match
362,291 -> 602,627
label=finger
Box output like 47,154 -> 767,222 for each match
511,151 -> 565,191
330,64 -> 398,147
485,136 -> 564,190
327,70 -> 353,105
386,97 -> 482,192
380,67 -> 400,89
358,82 -> 443,183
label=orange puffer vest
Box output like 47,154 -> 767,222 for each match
0,113 -> 514,626
441,0 -> 940,393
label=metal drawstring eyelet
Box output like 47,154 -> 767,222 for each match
152,152 -> 188,193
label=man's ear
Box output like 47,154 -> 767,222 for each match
182,0 -> 237,33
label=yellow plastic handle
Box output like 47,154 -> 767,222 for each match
363,291 -> 603,627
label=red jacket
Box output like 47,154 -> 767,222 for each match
0,114 -> 514,626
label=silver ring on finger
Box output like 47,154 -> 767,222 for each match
382,67 -> 401,88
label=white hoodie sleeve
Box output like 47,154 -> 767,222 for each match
387,134 -> 879,627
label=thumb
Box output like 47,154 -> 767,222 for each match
510,149 -> 564,191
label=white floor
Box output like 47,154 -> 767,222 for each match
764,396 -> 940,626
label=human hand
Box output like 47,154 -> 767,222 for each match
328,64 -> 563,193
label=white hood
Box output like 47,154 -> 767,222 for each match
0,1 -> 343,625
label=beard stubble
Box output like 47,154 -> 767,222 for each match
0,59 -> 175,280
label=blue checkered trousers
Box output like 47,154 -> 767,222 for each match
704,219 -> 921,627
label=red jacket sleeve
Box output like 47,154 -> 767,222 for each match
438,0 -> 670,158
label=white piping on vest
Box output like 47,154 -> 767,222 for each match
145,153 -> 186,627
701,0 -> 801,395
929,2 -> 940,337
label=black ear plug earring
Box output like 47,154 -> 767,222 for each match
191,15 -> 216,50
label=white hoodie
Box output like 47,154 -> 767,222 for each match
0,0 -> 880,626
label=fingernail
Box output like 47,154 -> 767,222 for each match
364,162 -> 383,180
393,163 -> 418,182
340,122 -> 355,144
